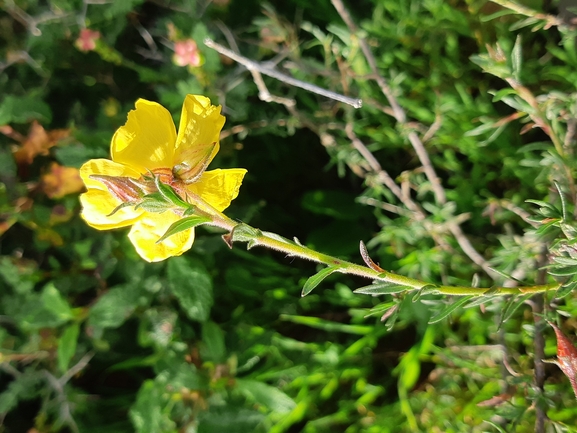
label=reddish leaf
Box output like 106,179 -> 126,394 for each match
9,121 -> 70,165
548,321 -> 577,399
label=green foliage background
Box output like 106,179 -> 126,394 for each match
2,0 -> 577,431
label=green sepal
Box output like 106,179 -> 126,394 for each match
107,201 -> 138,217
154,176 -> 191,210
156,215 -> 212,243
135,193 -> 173,213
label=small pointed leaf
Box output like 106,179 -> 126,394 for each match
556,280 -> 577,299
302,266 -> 342,297
363,301 -> 396,319
231,223 -> 261,243
428,296 -> 473,324
464,295 -> 499,308
156,216 -> 211,243
354,282 -> 409,295
107,201 -> 137,217
500,293 -> 532,324
548,265 -> 577,277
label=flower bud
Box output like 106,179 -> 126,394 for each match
90,175 -> 146,203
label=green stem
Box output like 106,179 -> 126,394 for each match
189,194 -> 559,297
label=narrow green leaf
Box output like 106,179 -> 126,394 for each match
556,280 -> 577,299
479,9 -> 516,22
554,181 -> 567,221
487,267 -> 526,285
384,306 -> 400,331
464,295 -> 499,308
302,266 -> 341,296
107,200 -> 137,217
526,199 -> 562,218
57,323 -> 80,373
354,282 -> 409,295
363,301 -> 396,318
548,265 -> 577,277
428,296 -> 473,324
156,215 -> 211,244
501,294 -> 533,324
525,199 -> 557,208
483,420 -> 508,433
511,35 -> 522,81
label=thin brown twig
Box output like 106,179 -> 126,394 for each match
204,38 -> 363,108
331,0 -> 496,278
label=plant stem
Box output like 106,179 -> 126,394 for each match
198,199 -> 558,297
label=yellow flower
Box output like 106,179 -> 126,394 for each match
79,95 -> 247,262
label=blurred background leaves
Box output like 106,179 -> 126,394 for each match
2,0 -> 577,432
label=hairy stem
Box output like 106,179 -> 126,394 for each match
197,198 -> 557,296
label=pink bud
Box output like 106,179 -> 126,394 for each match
75,28 -> 101,52
89,175 -> 146,203
173,39 -> 201,67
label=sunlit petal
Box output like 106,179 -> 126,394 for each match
187,168 -> 247,212
128,211 -> 195,262
111,99 -> 177,172
80,189 -> 143,230
174,95 -> 225,173
80,159 -> 141,191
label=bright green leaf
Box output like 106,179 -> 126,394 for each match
57,323 -> 80,373
428,296 -> 473,324
167,257 -> 213,322
302,265 -> 341,296
156,215 -> 210,243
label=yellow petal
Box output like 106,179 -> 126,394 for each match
111,99 -> 177,172
80,159 -> 141,191
174,95 -> 225,175
128,211 -> 195,262
80,189 -> 142,230
186,168 -> 247,212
